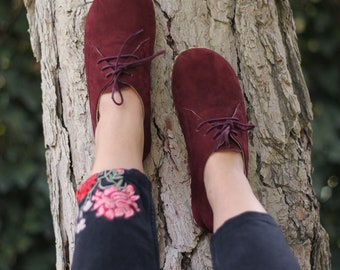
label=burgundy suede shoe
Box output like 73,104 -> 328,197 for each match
85,0 -> 164,159
172,48 -> 255,232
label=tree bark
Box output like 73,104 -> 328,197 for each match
24,0 -> 331,269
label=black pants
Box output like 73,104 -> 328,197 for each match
71,169 -> 301,270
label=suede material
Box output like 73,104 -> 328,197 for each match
172,48 -> 251,232
84,0 -> 156,159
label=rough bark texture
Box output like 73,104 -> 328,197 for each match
24,0 -> 331,269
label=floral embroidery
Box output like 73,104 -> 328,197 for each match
92,184 -> 140,220
75,169 -> 140,234
76,173 -> 97,202
76,218 -> 86,234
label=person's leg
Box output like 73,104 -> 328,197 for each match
72,0 -> 164,268
92,90 -> 145,174
172,48 -> 301,270
204,151 -> 266,231
205,152 -> 301,270
71,91 -> 159,270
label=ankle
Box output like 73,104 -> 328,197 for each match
98,88 -> 144,120
92,88 -> 145,174
203,151 -> 266,232
204,151 -> 245,184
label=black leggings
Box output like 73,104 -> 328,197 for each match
71,169 -> 301,270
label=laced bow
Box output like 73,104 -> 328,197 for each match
96,29 -> 165,105
197,104 -> 255,150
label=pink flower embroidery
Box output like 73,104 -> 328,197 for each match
91,184 -> 140,220
116,168 -> 125,174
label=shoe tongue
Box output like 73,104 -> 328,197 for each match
197,107 -> 232,121
96,32 -> 147,60
198,103 -> 246,123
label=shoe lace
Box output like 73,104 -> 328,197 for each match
197,104 -> 255,150
96,29 -> 165,105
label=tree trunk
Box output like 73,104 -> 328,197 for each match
24,0 -> 331,269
